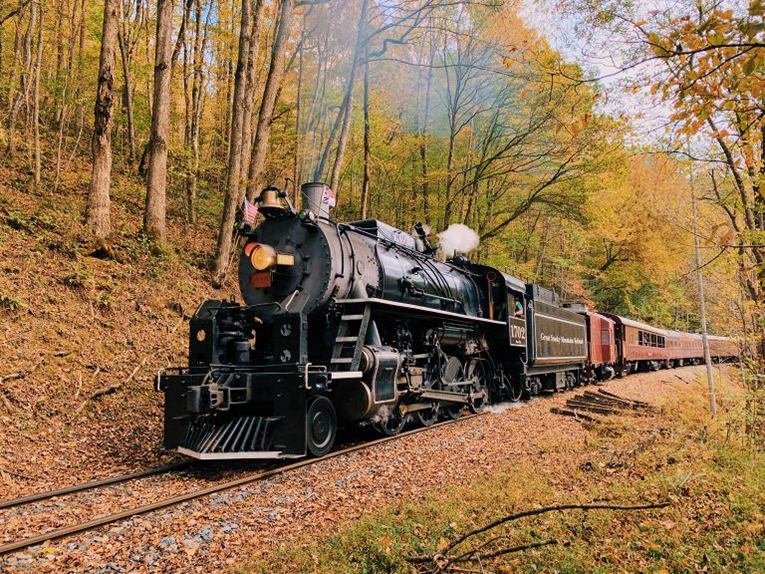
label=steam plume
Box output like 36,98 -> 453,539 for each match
438,224 -> 480,259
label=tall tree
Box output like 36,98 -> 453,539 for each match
144,0 -> 175,247
117,3 -> 136,162
32,0 -> 43,187
7,0 -> 36,158
212,0 -> 256,285
88,0 -> 119,246
212,0 -> 297,285
244,0 -> 297,201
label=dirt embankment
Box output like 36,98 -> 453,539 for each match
0,167 -> 236,498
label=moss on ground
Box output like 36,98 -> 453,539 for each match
242,372 -> 765,574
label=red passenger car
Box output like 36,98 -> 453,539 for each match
709,336 -> 739,359
601,314 -> 672,375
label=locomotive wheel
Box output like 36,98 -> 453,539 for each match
375,405 -> 407,436
466,359 -> 489,413
307,396 -> 337,457
509,381 -> 523,402
416,403 -> 439,427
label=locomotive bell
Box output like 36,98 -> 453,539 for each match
258,187 -> 287,216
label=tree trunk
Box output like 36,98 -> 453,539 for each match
7,0 -> 35,158
186,0 -> 210,224
314,99 -> 343,182
6,0 -> 23,115
243,0 -> 296,200
20,0 -> 36,140
144,0 -> 175,247
54,0 -> 64,83
292,14 -> 305,204
117,23 -> 136,161
222,0 -> 235,160
32,1 -> 43,187
360,54 -> 370,219
239,0 -> 266,186
211,0 -> 296,286
210,0 -> 255,283
88,0 -> 119,244
53,0 -> 79,190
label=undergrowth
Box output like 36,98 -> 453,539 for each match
242,371 -> 765,573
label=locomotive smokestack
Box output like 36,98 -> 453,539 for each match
301,182 -> 334,218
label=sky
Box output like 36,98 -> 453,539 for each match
517,0 -> 679,142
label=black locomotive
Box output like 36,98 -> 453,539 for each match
158,183 -> 588,459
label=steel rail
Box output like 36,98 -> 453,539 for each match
0,462 -> 191,511
0,413 -> 483,556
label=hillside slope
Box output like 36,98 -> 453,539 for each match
0,160 -> 236,497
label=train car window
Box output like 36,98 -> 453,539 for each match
658,336 -> 665,348
600,330 -> 610,345
512,296 -> 524,318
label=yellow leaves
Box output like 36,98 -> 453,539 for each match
647,33 -> 671,58
744,521 -> 763,534
742,54 -> 761,76
436,536 -> 450,552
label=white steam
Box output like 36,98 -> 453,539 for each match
485,400 -> 531,414
438,224 -> 480,259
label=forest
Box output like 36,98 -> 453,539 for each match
0,0 -> 762,349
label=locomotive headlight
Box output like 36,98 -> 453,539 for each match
245,242 -> 277,271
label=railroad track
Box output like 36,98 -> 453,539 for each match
0,461 -> 190,511
0,413 -> 483,557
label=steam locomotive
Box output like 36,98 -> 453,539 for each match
158,183 -> 737,460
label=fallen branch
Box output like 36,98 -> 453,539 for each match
0,466 -> 38,481
75,357 -> 148,416
440,501 -> 670,556
583,392 -> 643,410
460,539 -> 559,562
563,401 -> 622,416
0,356 -> 44,385
409,501 -> 669,572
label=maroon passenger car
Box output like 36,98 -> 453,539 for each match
601,314 -> 672,375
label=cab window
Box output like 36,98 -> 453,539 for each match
510,295 -> 524,318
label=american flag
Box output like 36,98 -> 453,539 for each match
243,197 -> 259,224
322,185 -> 336,209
